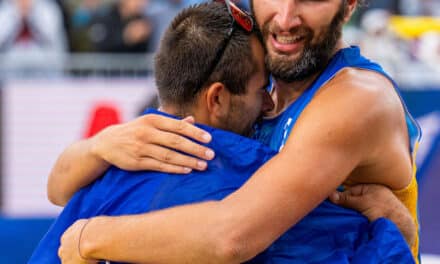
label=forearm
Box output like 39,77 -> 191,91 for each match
81,202 -> 244,264
386,203 -> 416,247
48,138 -> 110,206
71,105 -> 365,263
330,184 -> 416,248
79,155 -> 341,264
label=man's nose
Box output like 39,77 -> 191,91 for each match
273,1 -> 302,31
262,90 -> 275,113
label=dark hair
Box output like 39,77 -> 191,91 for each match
154,2 -> 257,111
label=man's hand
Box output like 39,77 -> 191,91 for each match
48,113 -> 215,206
329,184 -> 416,246
92,114 -> 215,174
59,219 -> 96,264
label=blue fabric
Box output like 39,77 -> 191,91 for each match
263,204 -> 414,263
0,217 -> 54,264
29,109 -> 413,263
254,46 -> 421,153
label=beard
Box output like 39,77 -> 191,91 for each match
262,2 -> 347,82
223,98 -> 256,137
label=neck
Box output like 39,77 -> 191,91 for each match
266,40 -> 349,117
159,105 -> 190,118
266,75 -> 318,117
159,104 -> 210,126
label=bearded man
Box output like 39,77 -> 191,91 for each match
52,0 -> 420,263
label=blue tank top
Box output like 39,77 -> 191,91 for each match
254,46 -> 421,153
253,45 -> 422,262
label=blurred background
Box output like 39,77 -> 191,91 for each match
0,0 -> 438,263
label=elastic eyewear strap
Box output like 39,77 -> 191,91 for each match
218,0 -> 254,32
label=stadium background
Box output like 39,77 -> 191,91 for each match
0,0 -> 439,263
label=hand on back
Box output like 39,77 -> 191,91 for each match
330,184 -> 416,246
91,114 -> 215,174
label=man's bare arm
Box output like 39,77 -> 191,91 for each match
59,73 -> 401,264
47,138 -> 110,206
59,70 -> 412,263
330,184 -> 416,247
48,114 -> 214,206
60,115 -> 363,264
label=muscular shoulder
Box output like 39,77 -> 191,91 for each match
288,67 -> 407,164
326,67 -> 397,104
315,67 -> 404,127
322,69 -> 412,188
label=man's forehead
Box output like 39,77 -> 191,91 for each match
250,0 -> 351,6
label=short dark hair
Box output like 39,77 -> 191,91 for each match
154,2 -> 258,112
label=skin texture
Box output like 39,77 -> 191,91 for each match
329,184 -> 416,246
48,33 -> 273,206
47,115 -> 214,206
56,1 -> 416,263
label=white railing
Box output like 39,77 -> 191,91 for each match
0,53 -> 155,79
0,52 -> 439,88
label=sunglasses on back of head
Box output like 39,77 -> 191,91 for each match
218,0 -> 254,32
194,0 -> 255,94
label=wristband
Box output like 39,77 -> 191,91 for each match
78,218 -> 92,260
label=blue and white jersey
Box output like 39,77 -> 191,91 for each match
254,46 -> 421,153
253,45 -> 421,261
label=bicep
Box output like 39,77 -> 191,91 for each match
220,90 -> 374,253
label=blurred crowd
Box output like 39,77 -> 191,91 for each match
0,0 -> 250,54
0,0 -> 438,82
346,0 -> 440,82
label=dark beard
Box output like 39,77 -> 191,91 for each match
263,2 -> 347,82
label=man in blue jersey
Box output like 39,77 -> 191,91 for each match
32,2 -> 412,263
52,0 -> 419,263
31,3 -> 273,263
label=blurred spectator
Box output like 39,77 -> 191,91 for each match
71,0 -> 101,28
145,0 -> 181,51
88,0 -> 153,53
68,0 -> 102,52
358,0 -> 440,17
175,0 -> 249,10
51,0 -> 73,51
399,0 -> 422,16
417,32 -> 440,73
362,0 -> 400,14
359,9 -> 408,77
421,0 -> 440,16
146,0 -> 249,51
0,0 -> 67,74
177,0 -> 205,7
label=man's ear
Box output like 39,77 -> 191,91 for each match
344,0 -> 358,23
205,82 -> 231,119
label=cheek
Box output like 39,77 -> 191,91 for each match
241,102 -> 256,124
253,0 -> 274,27
301,7 -> 337,39
250,95 -> 263,118
308,21 -> 331,45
